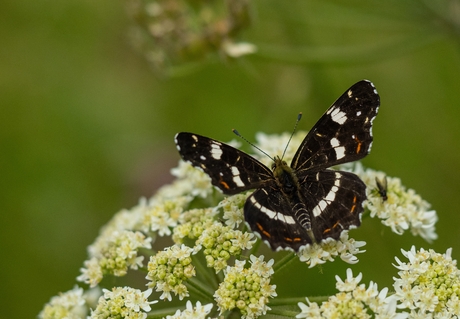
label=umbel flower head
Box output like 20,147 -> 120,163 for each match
393,246 -> 460,318
214,255 -> 277,318
355,164 -> 438,243
297,268 -> 407,319
127,0 -> 256,74
39,132 -> 439,319
38,286 -> 87,319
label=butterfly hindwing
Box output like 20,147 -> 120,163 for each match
298,170 -> 366,242
243,170 -> 366,251
175,132 -> 274,194
244,187 -> 311,251
291,80 -> 379,171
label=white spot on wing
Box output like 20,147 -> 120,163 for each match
330,138 -> 346,160
329,108 -> 347,124
312,200 -> 328,217
312,173 -> 341,217
366,80 -> 378,95
330,138 -> 340,147
335,146 -> 346,160
230,166 -> 245,187
249,196 -> 296,224
210,143 -> 223,159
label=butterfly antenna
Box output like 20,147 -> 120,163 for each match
281,112 -> 302,160
232,129 -> 275,161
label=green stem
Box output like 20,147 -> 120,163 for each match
186,277 -> 215,302
266,308 -> 299,318
269,296 -> 329,306
272,252 -> 297,273
192,254 -> 217,288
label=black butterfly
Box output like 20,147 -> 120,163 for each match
175,80 -> 380,251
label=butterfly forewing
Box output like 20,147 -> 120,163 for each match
291,80 -> 379,172
175,132 -> 274,195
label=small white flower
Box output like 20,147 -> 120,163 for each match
297,242 -> 330,267
38,286 -> 87,319
90,287 -> 157,319
222,40 -> 257,58
170,160 -> 214,198
217,194 -> 246,228
335,268 -> 362,292
166,300 -> 213,319
297,231 -> 366,267
296,298 -> 321,318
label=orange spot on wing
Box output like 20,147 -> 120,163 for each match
353,136 -> 363,154
256,223 -> 271,238
220,180 -> 230,189
323,221 -> 340,235
350,195 -> 357,213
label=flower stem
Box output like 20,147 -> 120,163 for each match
272,252 -> 297,273
186,277 -> 215,302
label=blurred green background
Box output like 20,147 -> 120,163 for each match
2,0 -> 460,317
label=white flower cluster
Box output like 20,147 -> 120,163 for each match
297,269 -> 405,319
39,286 -> 87,319
354,165 -> 438,242
214,255 -> 277,319
393,246 -> 460,318
297,230 -> 366,267
89,287 -> 156,319
77,230 -> 152,287
40,131 -> 442,319
196,222 -> 256,272
165,300 -> 213,319
146,244 -> 196,301
252,131 -> 306,166
77,173 -> 198,287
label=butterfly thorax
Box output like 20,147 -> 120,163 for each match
272,156 -> 316,242
272,156 -> 300,196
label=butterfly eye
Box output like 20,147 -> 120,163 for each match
271,163 -> 276,170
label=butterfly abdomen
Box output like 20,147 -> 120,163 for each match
273,158 -> 318,243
